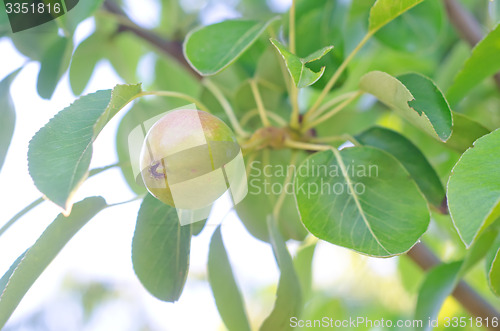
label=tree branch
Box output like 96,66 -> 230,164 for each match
443,0 -> 500,89
102,0 -> 201,79
407,243 -> 500,330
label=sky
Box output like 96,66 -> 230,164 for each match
0,0 -> 400,330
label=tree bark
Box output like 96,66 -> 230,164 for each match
102,0 -> 201,79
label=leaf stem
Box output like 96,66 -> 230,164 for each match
283,140 -> 330,152
88,162 -> 122,177
250,79 -> 271,127
273,151 -> 298,219
203,80 -> 250,138
288,0 -> 300,130
305,91 -> 360,122
306,33 -> 372,117
107,194 -> 146,208
0,198 -> 44,238
289,85 -> 300,130
137,91 -> 211,114
0,163 -> 121,239
303,91 -> 362,131
240,109 -> 287,127
240,136 -> 269,156
310,134 -> 353,144
289,0 -> 297,54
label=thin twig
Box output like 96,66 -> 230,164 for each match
290,85 -> 300,130
204,80 -> 250,138
107,194 -> 146,208
283,140 -> 330,152
303,91 -> 362,131
0,198 -> 44,237
250,80 -> 271,127
289,0 -> 296,54
88,162 -> 122,177
306,33 -> 371,118
288,0 -> 300,129
310,134 -> 350,144
240,109 -> 287,127
305,91 -> 360,122
0,163 -> 121,238
273,151 -> 298,218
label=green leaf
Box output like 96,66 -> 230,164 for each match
208,226 -> 251,331
294,147 -> 429,257
293,241 -> 316,301
415,261 -> 462,330
0,1 -> 9,36
132,194 -> 191,302
447,24 -> 500,105
105,34 -> 143,84
0,68 -> 22,173
368,0 -> 424,33
184,19 -> 277,76
159,0 -> 181,37
69,33 -> 106,96
255,47 -> 287,91
398,255 -> 424,293
59,0 -> 104,33
270,39 -> 333,88
447,128 -> 500,247
445,112 -> 490,153
415,230 -> 498,328
294,0 -> 347,90
191,219 -> 207,236
0,197 -> 106,329
10,23 -> 60,61
235,150 -> 307,242
233,80 -> 283,123
398,73 -> 453,141
374,0 -> 444,52
359,71 -> 452,142
299,296 -> 346,326
260,217 -> 302,331
37,37 -> 73,99
0,250 -> 27,298
486,238 -> 500,296
28,84 -> 142,212
356,127 -> 445,209
155,57 -> 202,98
236,39 -> 267,77
461,228 -> 499,275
